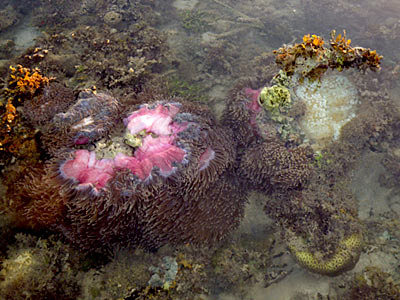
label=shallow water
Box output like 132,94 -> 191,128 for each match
0,1 -> 399,299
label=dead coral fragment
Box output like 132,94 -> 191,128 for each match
273,30 -> 382,79
329,30 -> 382,71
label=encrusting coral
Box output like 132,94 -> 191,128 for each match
258,85 -> 291,112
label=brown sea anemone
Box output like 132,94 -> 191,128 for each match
40,89 -> 121,154
239,139 -> 313,191
23,82 -> 75,127
6,162 -> 69,229
222,80 -> 263,147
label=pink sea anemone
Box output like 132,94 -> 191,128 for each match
10,96 -> 245,251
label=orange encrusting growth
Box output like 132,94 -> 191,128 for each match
8,65 -> 53,95
1,65 -> 53,158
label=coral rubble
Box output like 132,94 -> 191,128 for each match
0,234 -> 81,300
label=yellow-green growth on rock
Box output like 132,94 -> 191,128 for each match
124,129 -> 147,148
258,85 -> 291,111
288,232 -> 363,276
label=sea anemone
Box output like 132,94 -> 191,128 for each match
239,139 -> 313,191
222,80 -> 263,147
9,96 -> 244,251
41,89 -> 121,153
23,82 -> 75,127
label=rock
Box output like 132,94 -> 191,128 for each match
104,11 -> 122,26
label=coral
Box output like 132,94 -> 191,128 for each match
224,31 -> 384,151
294,70 -> 359,148
7,94 -> 245,251
0,233 -> 81,300
239,139 -> 313,191
287,231 -> 363,276
1,64 -> 52,133
223,78 -> 305,149
21,47 -> 50,64
329,30 -> 382,71
27,20 -> 166,94
1,98 -> 16,134
221,30 -> 389,277
265,174 -> 363,276
258,85 -> 291,112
